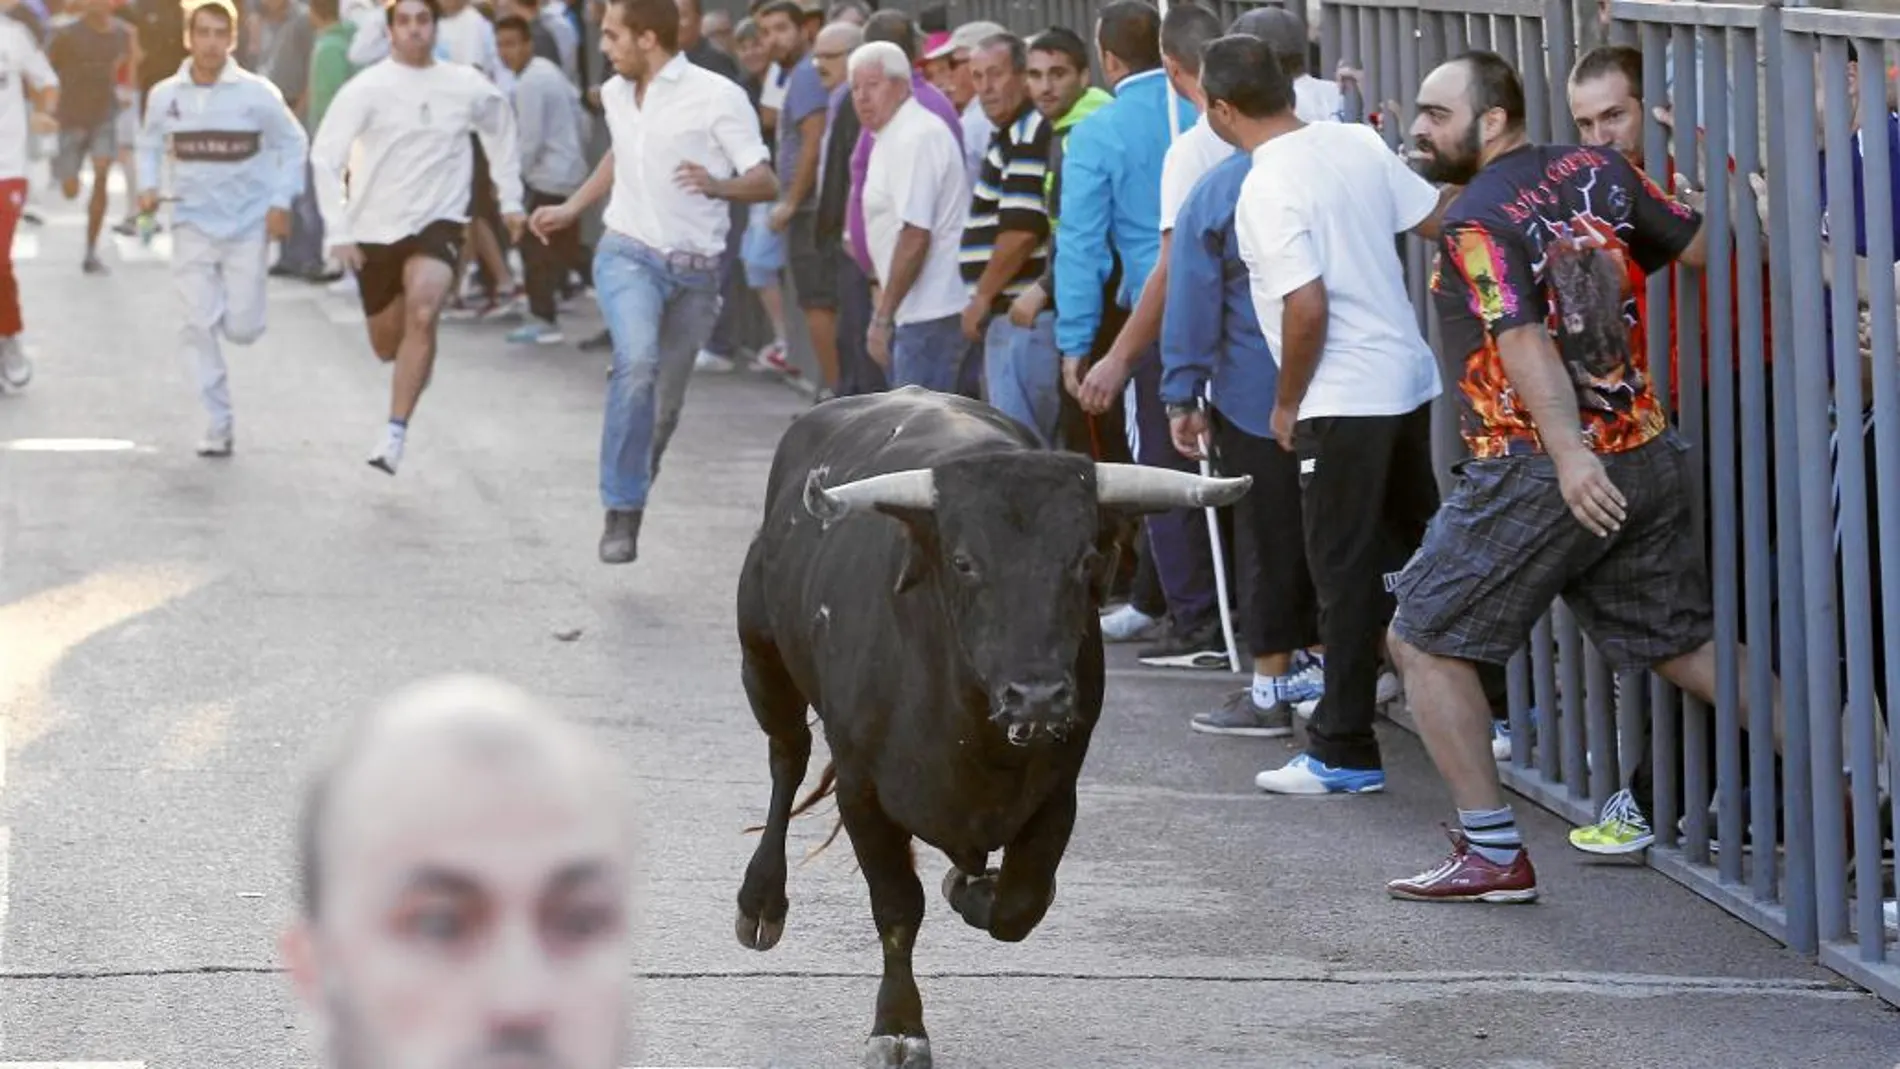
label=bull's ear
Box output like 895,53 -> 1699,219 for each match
1091,509 -> 1142,603
877,505 -> 938,594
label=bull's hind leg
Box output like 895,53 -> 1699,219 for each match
837,787 -> 931,1069
944,783 -> 1075,942
735,550 -> 813,952
734,637 -> 811,950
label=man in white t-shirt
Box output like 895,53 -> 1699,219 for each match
0,7 -> 57,394
853,41 -> 970,393
529,0 -> 774,565
1212,34 -> 1450,796
311,0 -> 524,474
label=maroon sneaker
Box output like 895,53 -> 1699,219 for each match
1386,828 -> 1539,903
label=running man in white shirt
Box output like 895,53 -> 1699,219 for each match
529,0 -> 774,564
137,0 -> 307,456
310,0 -> 524,474
0,1 -> 58,394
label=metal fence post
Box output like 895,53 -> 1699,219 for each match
1727,18 -> 1779,906
1761,2 -> 1818,957
1856,33 -> 1900,973
1783,27 -> 1848,947
1700,25 -> 1744,882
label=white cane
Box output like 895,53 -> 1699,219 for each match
1159,10 -> 1243,675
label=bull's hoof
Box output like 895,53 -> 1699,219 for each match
863,1034 -> 931,1068
941,866 -> 999,930
735,906 -> 785,951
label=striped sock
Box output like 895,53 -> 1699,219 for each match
1458,806 -> 1523,865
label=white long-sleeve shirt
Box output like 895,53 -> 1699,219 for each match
309,58 -> 522,247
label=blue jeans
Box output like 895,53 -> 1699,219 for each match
594,232 -> 723,510
983,310 -> 1060,445
278,160 -> 325,272
892,313 -> 973,394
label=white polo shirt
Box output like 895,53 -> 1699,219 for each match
862,97 -> 969,326
1234,120 -> 1441,420
600,52 -> 770,258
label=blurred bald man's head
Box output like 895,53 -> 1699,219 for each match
282,675 -> 633,1069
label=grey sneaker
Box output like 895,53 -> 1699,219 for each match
0,336 -> 30,391
195,426 -> 234,457
1190,690 -> 1294,738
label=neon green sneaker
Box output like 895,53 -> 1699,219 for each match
1569,788 -> 1655,855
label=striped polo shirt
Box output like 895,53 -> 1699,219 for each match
959,100 -> 1053,314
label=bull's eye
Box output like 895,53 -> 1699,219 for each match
950,552 -> 979,578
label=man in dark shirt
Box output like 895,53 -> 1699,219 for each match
130,0 -> 183,99
1385,51 -> 1780,904
678,0 -> 736,81
49,0 -> 136,274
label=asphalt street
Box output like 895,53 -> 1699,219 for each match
1,186 -> 1898,1068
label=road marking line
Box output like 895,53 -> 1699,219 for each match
0,439 -> 147,453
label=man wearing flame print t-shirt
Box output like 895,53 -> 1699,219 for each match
1379,52 -> 1780,905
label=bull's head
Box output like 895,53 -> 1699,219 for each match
804,454 -> 1249,746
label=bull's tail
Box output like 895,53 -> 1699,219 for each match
743,762 -> 845,863
786,761 -> 837,821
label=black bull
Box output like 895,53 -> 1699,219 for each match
734,388 -> 1249,1067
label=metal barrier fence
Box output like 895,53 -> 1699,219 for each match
1306,0 -> 1900,1004
868,0 -> 1900,1004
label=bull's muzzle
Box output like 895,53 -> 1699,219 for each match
991,679 -> 1079,746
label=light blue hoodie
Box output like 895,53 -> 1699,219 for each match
137,59 -> 308,242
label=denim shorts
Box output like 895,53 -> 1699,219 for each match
740,202 -> 784,288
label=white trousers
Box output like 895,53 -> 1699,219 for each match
173,225 -> 269,434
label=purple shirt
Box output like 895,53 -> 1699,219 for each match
847,73 -> 962,276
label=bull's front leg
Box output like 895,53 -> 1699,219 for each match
837,786 -> 932,1069
943,783 -> 1075,942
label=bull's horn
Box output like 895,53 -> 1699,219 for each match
803,468 -> 938,522
1093,464 -> 1252,509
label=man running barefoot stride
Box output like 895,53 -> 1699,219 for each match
310,0 -> 523,474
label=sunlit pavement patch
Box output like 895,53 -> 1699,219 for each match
0,439 -> 151,453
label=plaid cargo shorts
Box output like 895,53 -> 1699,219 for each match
1390,431 -> 1714,670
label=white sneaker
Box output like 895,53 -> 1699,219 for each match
1254,752 -> 1386,795
1492,721 -> 1512,762
0,336 -> 30,390
1100,603 -> 1164,643
195,426 -> 233,457
327,271 -> 358,297
1376,670 -> 1402,706
367,427 -> 404,475
696,350 -> 736,373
